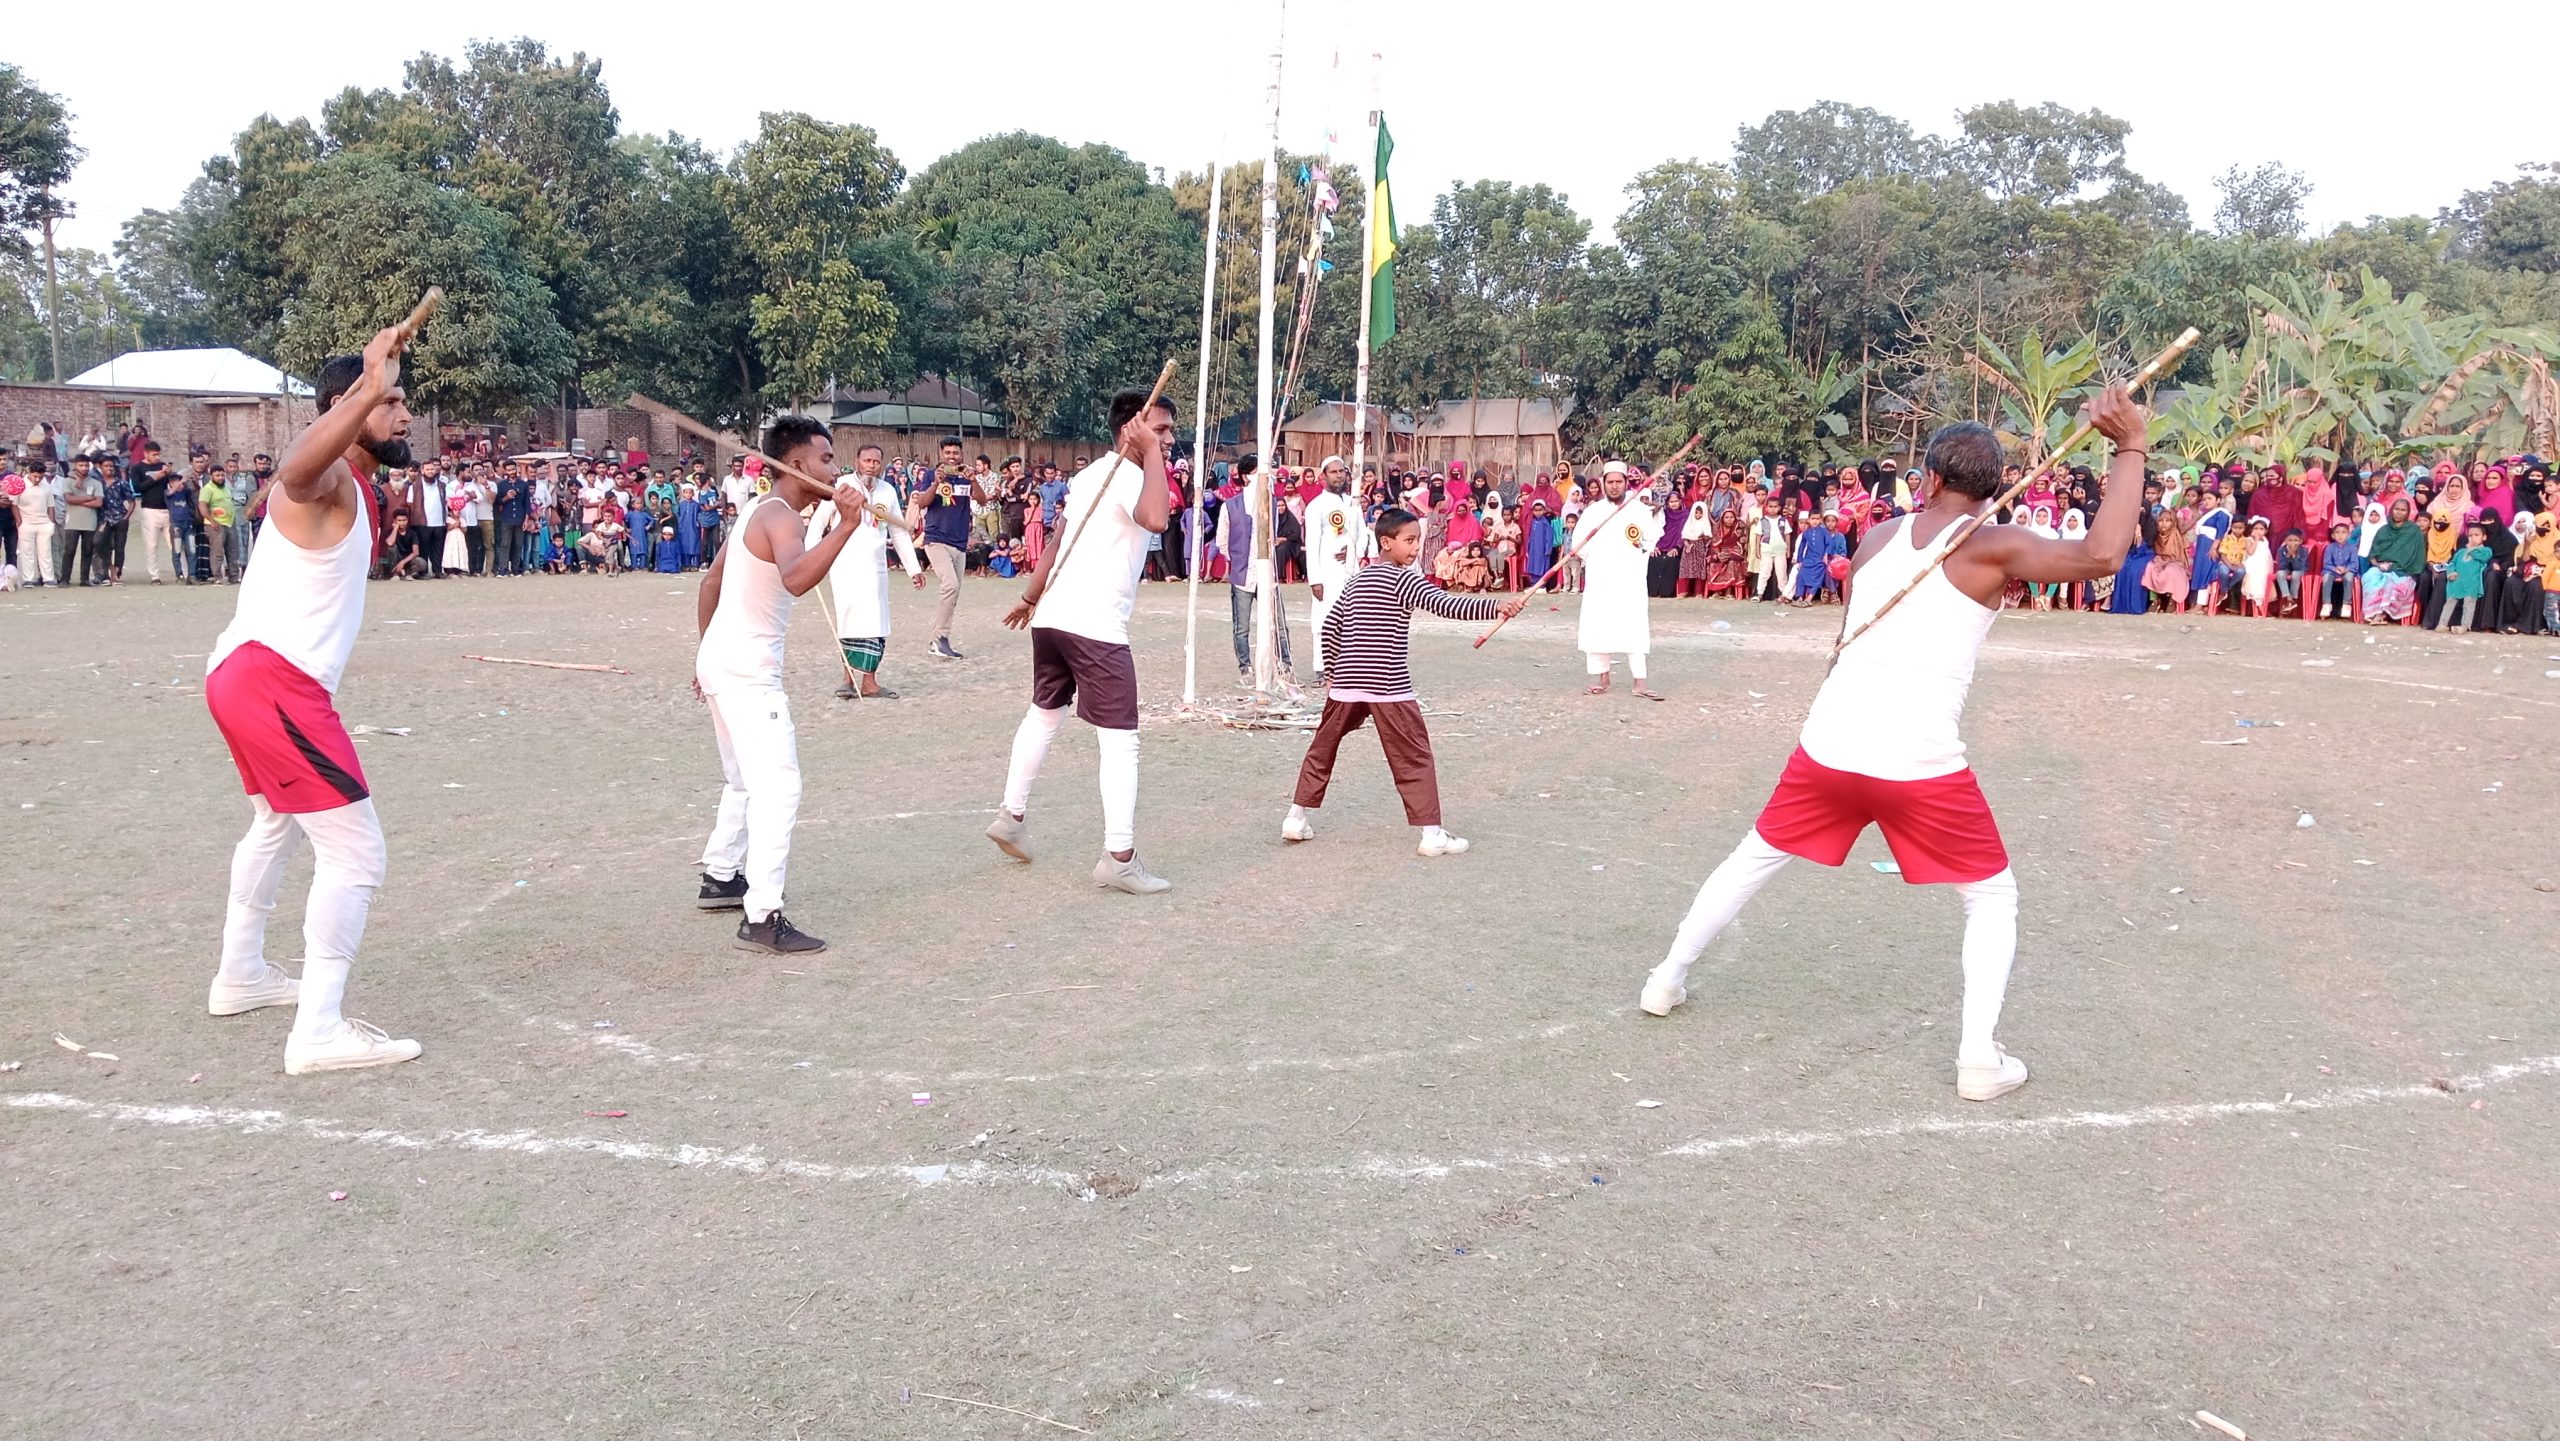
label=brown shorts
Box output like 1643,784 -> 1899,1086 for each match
1030,627 -> 1139,730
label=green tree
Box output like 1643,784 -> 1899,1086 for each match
2451,163 -> 2560,273
1,247 -> 140,379
114,185 -> 224,347
901,133 -> 1196,437
186,114 -> 327,355
1951,102 -> 2134,204
0,63 -> 81,258
722,112 -> 903,411
2212,162 -> 2313,240
271,152 -> 574,416
1733,102 -> 1940,215
1673,297 -> 1813,462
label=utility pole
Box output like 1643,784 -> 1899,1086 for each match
43,198 -> 66,382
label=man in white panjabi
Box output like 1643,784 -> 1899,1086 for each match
1572,460 -> 1666,700
809,442 -> 925,700
1303,455 -> 1373,682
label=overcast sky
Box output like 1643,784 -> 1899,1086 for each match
34,0 -> 2560,258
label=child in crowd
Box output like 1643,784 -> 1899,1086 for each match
653,524 -> 683,573
1281,508 -> 1526,857
2318,520 -> 2361,617
2441,523 -> 2491,630
2274,528 -> 2308,612
2240,517 -> 2275,615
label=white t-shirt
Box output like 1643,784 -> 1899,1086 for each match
455,480 -> 484,527
1031,453 -> 1152,645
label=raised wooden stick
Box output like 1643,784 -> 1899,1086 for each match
1031,358 -> 1179,599
463,654 -> 632,675
624,394 -> 909,535
1474,434 -> 1700,647
1830,326 -> 2201,661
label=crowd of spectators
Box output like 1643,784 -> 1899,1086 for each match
9,416 -> 2552,638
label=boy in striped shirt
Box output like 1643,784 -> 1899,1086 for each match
1283,507 -> 1525,857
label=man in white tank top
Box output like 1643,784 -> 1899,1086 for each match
1636,387 -> 2152,1101
201,325 -> 424,1075
691,416 -> 873,955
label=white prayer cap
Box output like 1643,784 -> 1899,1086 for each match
1601,461 -> 1630,477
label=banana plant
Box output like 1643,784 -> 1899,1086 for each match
1969,330 -> 2098,464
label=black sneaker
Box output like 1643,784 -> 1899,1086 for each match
696,871 -> 749,911
735,911 -> 826,955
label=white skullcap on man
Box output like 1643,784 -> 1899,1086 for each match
1601,461 -> 1631,477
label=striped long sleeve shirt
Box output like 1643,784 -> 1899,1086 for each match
1323,564 -> 1502,703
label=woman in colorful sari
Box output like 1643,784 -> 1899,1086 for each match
1702,503 -> 1747,598
2362,498 -> 2423,623
1676,496 -> 1715,597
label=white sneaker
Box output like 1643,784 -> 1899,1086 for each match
1093,854 -> 1172,895
1417,831 -> 1470,857
1282,810 -> 1315,843
284,1018 -> 423,1075
1956,1047 -> 2029,1101
207,963 -> 300,1016
1639,972 -> 1687,1017
985,811 -> 1032,862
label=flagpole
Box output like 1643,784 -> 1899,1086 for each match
1250,0 -> 1284,696
1182,155 -> 1223,707
1351,52 -> 1379,507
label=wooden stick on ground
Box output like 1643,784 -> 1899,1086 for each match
624,394 -> 910,535
463,654 -> 632,675
1034,359 -> 1179,602
1473,433 -> 1701,648
1829,326 -> 2201,662
911,1391 -> 1091,1435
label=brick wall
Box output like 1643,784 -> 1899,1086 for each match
0,381 -> 312,464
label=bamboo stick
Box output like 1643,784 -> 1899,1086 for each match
1028,359 -> 1179,601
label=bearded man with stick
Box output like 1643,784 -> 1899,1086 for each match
1637,386 -> 2152,1101
1573,460 -> 1668,700
201,317 -> 426,1073
984,385 -> 1177,896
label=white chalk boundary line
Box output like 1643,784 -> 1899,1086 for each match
10,1054 -> 2551,1193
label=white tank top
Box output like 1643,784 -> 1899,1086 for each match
1798,513 -> 1999,780
695,494 -> 794,695
207,475 -> 372,694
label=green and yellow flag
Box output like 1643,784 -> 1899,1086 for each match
1368,117 -> 1396,346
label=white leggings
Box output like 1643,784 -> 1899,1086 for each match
1586,650 -> 1648,681
1652,829 -> 2019,1062
1004,706 -> 1139,853
221,796 -> 387,1039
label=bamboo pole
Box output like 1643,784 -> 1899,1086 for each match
1033,359 -> 1179,599
1182,157 -> 1225,707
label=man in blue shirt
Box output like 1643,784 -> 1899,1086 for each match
906,434 -> 973,660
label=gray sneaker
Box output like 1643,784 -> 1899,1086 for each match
986,810 -> 1032,862
1093,853 -> 1172,895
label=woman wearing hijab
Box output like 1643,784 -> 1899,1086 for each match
2106,491 -> 2156,614
2189,496 -> 2235,612
2298,464 -> 2337,537
2475,466 -> 2517,527
2362,497 -> 2424,623
2515,461 -> 2550,517
2057,509 -> 2103,609
2473,504 -> 2521,632
2496,512 -> 2544,633
1676,494 -> 1716,597
2146,506 -> 2192,612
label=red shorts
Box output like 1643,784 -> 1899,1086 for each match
204,642 -> 370,814
1754,747 -> 2007,885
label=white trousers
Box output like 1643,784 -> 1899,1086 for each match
137,507 -> 175,581
1308,580 -> 1343,674
1651,829 -> 2020,1062
220,795 -> 387,1039
19,521 -> 55,583
1749,550 -> 1786,598
1586,650 -> 1648,680
701,689 -> 801,921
